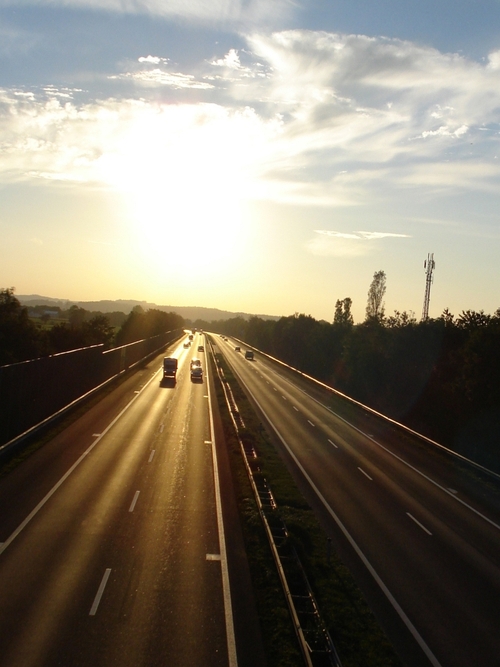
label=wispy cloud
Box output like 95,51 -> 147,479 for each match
0,0 -> 295,27
111,69 -> 214,89
307,229 -> 411,257
315,230 -> 411,240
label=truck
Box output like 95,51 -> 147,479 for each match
163,357 -> 178,380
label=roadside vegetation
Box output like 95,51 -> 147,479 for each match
0,288 -> 184,365
196,273 -> 500,474
211,349 -> 402,667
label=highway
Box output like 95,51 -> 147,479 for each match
214,335 -> 500,667
0,334 -> 265,667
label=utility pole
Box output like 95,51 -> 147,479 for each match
421,253 -> 435,320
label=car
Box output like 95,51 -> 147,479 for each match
235,346 -> 240,352
190,365 -> 203,381
183,342 -> 190,348
190,358 -> 201,369
245,350 -> 254,360
198,345 -> 204,352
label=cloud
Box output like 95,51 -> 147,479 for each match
111,69 -> 214,89
315,230 -> 411,239
0,0 -> 295,27
2,28 -> 500,212
307,229 -> 411,257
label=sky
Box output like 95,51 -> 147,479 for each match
1,0 -> 500,322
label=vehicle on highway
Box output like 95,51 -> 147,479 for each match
162,357 -> 178,380
190,358 -> 201,369
183,341 -> 190,348
245,350 -> 254,360
198,345 -> 204,352
190,365 -> 203,381
235,346 -> 241,352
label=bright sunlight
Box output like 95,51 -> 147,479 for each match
96,103 -> 265,279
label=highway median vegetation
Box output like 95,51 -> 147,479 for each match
211,349 -> 402,667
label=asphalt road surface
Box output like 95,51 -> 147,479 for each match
215,335 -> 500,667
0,334 -> 265,667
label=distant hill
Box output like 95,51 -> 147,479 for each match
17,295 -> 280,323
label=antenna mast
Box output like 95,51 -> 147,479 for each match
421,252 -> 435,320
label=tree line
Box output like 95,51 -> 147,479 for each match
0,288 -> 184,366
192,272 -> 500,472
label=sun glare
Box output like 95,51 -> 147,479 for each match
97,104 -> 257,279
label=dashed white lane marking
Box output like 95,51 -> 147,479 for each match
129,491 -> 140,512
358,467 -> 373,481
307,420 -> 316,427
89,568 -> 111,616
159,424 -> 164,433
407,513 -> 432,535
282,396 -> 287,400
448,488 -> 458,494
206,554 -> 221,561
328,439 -> 338,449
0,368 -> 160,558
293,406 -> 299,411
92,434 -> 101,438
148,450 -> 155,463
204,440 -> 212,444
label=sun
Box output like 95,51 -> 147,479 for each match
99,104 -> 255,279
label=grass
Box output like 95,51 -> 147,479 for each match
210,349 -> 402,667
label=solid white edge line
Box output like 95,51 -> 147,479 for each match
207,351 -> 238,667
238,380 -> 443,667
0,368 -> 160,557
89,568 -> 111,616
129,490 -> 140,513
407,513 -> 432,536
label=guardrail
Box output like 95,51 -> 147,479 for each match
211,341 -> 342,667
0,329 -> 183,462
227,336 -> 500,483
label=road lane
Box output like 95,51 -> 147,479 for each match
0,335 -> 245,667
216,336 -> 500,667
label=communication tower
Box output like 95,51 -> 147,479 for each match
421,253 -> 435,320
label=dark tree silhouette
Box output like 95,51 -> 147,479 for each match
365,270 -> 386,322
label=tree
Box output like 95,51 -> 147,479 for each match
456,310 -> 491,330
68,305 -> 87,327
333,298 -> 354,327
0,287 -> 43,364
365,270 -> 386,322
